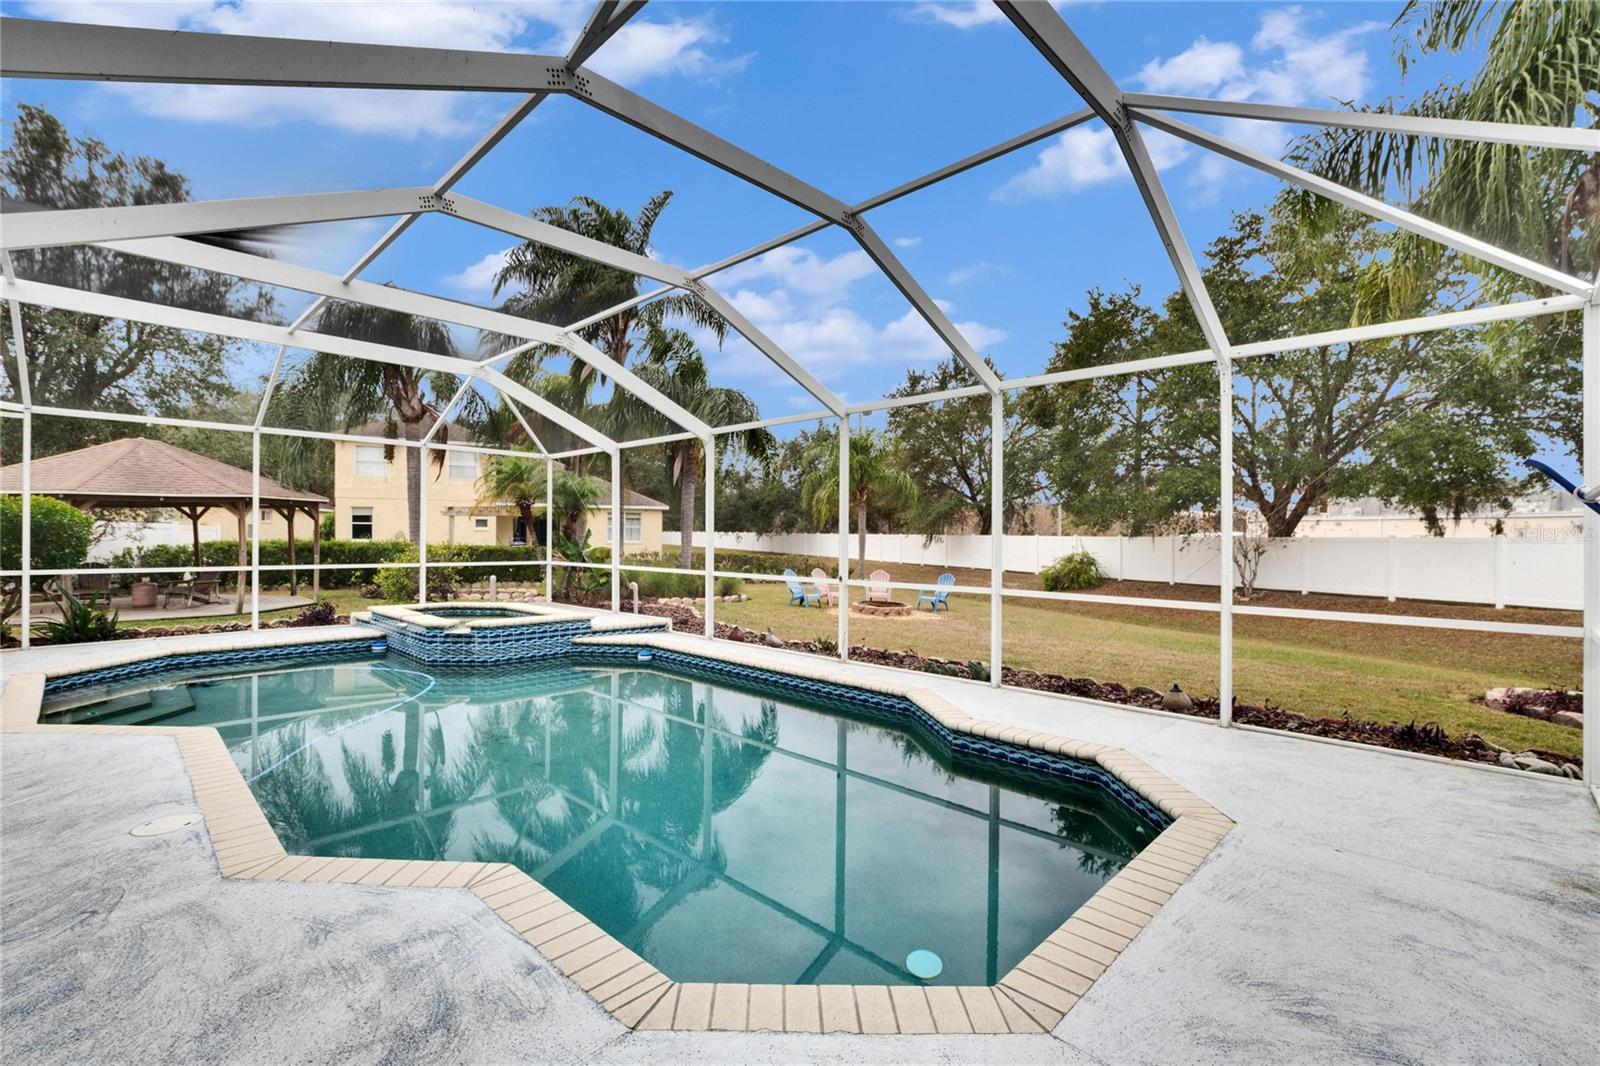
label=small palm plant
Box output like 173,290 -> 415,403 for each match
800,428 -> 917,578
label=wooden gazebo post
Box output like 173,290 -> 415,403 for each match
233,504 -> 247,615
283,506 -> 297,597
311,505 -> 322,600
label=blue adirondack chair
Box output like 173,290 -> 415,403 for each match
784,568 -> 820,607
917,572 -> 956,611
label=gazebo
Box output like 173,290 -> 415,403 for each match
0,436 -> 328,611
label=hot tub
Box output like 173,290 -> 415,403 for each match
360,602 -> 666,664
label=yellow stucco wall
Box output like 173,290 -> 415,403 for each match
325,441 -> 665,555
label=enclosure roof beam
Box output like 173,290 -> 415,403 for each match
1122,93 -> 1600,153
0,275 -> 613,452
1000,292 -> 1588,391
99,234 -> 712,437
479,366 -> 618,454
1134,109 -> 1596,298
995,1 -> 1234,361
0,186 -> 430,251
567,1 -> 647,69
0,17 -> 570,90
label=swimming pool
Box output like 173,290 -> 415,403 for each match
47,652 -> 1167,987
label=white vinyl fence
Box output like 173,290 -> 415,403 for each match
665,531 -> 1582,611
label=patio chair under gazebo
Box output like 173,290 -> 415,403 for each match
0,436 -> 329,613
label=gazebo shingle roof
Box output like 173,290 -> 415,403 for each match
0,437 -> 327,507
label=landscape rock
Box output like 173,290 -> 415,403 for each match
1160,684 -> 1194,713
1498,752 -> 1518,768
1561,763 -> 1582,780
1549,711 -> 1583,729
1511,754 -> 1563,775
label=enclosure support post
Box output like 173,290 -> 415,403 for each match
837,416 -> 850,661
1219,357 -> 1235,727
19,409 -> 30,649
704,433 -> 716,637
610,448 -> 621,613
418,441 -> 429,604
990,392 -> 1004,688
545,458 -> 554,602
250,429 -> 260,629
1582,299 -> 1598,794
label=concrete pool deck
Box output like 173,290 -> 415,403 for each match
2,626 -> 1596,1064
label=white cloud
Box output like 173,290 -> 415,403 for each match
945,260 -> 1006,285
440,248 -> 512,301
993,125 -> 1187,201
893,236 -> 923,249
708,244 -> 1006,385
718,246 -> 877,298
23,1 -> 748,138
1136,37 -> 1245,95
992,6 -> 1381,203
907,1 -> 1008,30
907,1 -> 1084,30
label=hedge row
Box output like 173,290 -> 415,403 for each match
101,539 -> 553,590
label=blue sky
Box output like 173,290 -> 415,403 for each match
3,1 -> 1487,420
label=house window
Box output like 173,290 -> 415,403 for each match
473,516 -> 490,530
351,507 -> 374,540
625,513 -> 643,543
354,445 -> 387,479
448,450 -> 477,481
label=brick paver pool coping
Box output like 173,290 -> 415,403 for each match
2,626 -> 1232,1035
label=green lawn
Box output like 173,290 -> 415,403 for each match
715,582 -> 1583,758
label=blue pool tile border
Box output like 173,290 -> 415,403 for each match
41,638 -> 383,695
367,614 -> 662,665
574,644 -> 1172,830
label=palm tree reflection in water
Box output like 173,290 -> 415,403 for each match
198,659 -> 1156,985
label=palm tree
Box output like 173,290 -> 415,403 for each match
490,192 -> 729,481
492,191 -> 726,377
1289,1 -> 1598,284
603,326 -> 773,568
474,453 -> 600,546
800,428 -> 917,578
286,295 -> 462,543
475,455 -> 545,546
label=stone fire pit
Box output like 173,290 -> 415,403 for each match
852,599 -> 912,617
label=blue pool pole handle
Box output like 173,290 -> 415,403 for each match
1523,459 -> 1600,516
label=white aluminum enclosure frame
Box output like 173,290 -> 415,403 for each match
1,2 -> 1595,793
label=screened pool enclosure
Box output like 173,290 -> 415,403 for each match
0,3 -> 1595,789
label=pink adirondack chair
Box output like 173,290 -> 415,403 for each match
866,569 -> 892,602
810,567 -> 836,606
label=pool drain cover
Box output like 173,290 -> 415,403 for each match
130,813 -> 203,837
905,949 -> 943,979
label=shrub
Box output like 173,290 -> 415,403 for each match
40,584 -> 119,644
616,554 -> 745,600
0,496 -> 95,621
1041,549 -> 1105,591
287,598 -> 339,627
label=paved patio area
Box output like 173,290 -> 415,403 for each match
26,592 -> 313,623
2,627 -> 1595,1065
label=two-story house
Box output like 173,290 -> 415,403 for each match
332,425 -> 667,554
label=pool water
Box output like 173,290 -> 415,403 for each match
48,655 -> 1162,985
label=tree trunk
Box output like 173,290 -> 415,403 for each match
285,508 -> 297,597
404,418 -> 423,544
678,453 -> 698,570
856,499 -> 868,580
